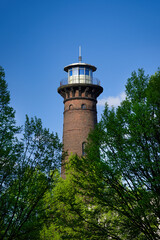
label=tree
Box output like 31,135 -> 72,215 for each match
40,160 -> 126,240
0,66 -> 21,195
0,67 -> 62,239
81,68 -> 160,239
41,68 -> 160,239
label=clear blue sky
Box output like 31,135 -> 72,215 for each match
1,0 -> 160,140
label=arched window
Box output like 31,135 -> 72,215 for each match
69,104 -> 73,110
81,104 -> 86,109
82,142 -> 86,156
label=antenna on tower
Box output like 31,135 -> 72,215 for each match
79,46 -> 82,63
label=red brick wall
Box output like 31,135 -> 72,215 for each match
63,98 -> 97,156
58,84 -> 103,178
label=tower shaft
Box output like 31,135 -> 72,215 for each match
63,97 -> 97,156
58,83 -> 103,178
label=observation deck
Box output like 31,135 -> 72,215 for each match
59,61 -> 101,86
60,77 -> 101,86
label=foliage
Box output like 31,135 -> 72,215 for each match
41,161 -> 126,240
84,68 -> 160,239
0,67 -> 62,239
41,68 -> 160,239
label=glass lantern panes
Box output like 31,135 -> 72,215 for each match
79,67 -> 84,75
69,69 -> 72,76
85,68 -> 89,75
73,68 -> 78,75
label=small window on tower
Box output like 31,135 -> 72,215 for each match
82,142 -> 86,156
69,104 -> 73,110
81,104 -> 86,109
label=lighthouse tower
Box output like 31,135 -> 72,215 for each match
58,49 -> 103,178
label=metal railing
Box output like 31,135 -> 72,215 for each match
60,77 -> 101,86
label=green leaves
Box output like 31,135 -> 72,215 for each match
43,68 -> 160,240
85,68 -> 160,239
23,115 -> 62,173
125,69 -> 149,102
0,67 -> 62,239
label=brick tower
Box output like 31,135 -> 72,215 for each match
58,51 -> 103,178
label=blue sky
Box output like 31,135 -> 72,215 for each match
1,0 -> 160,141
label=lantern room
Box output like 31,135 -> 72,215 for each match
64,62 -> 97,84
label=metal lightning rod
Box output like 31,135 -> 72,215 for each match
79,46 -> 82,63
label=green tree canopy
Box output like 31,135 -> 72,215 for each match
0,67 -> 62,239
42,68 -> 160,240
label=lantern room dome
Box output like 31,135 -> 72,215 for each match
64,62 -> 97,72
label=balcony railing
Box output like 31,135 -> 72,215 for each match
60,77 -> 101,86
